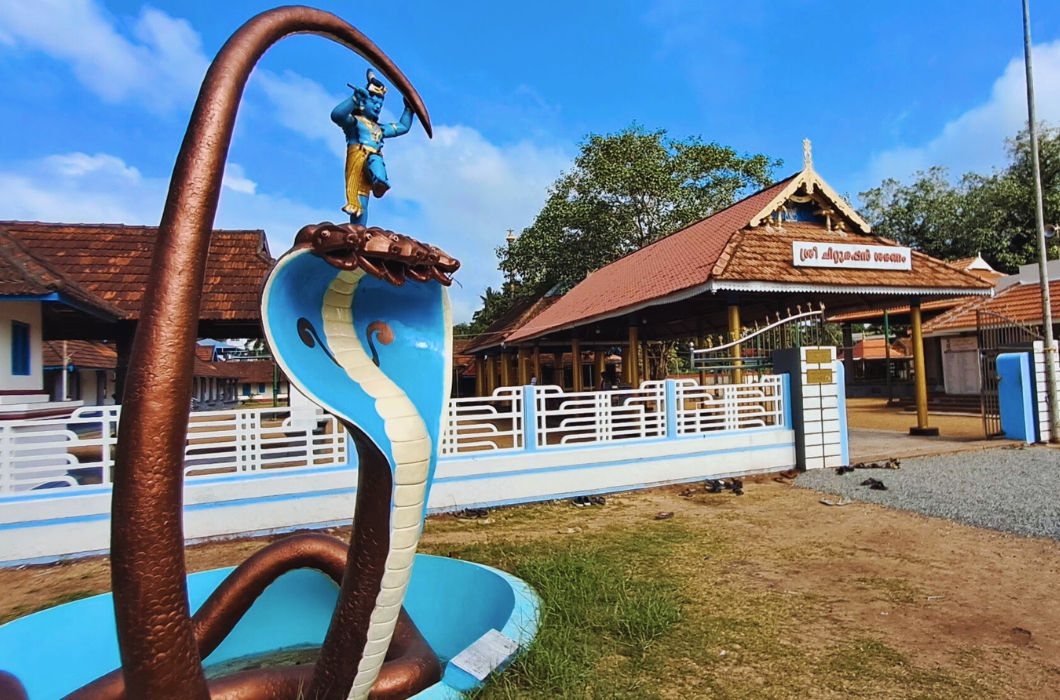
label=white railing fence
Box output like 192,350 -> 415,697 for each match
0,376 -> 789,494
533,384 -> 666,447
0,405 -> 346,494
440,386 -> 524,455
674,375 -> 785,434
440,376 -> 789,455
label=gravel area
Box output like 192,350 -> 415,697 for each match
795,446 -> 1060,540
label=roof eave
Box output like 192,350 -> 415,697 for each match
509,280 -> 994,344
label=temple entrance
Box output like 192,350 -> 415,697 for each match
976,309 -> 1041,438
691,305 -> 831,384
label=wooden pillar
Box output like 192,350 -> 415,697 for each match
518,347 -> 531,386
113,321 -> 137,404
628,325 -> 639,388
728,302 -> 742,384
485,355 -> 496,395
697,335 -> 707,386
532,346 -> 541,385
500,350 -> 512,388
841,322 -> 855,387
571,339 -> 583,392
641,341 -> 650,382
594,347 -> 606,389
475,356 -> 485,396
909,300 -> 939,436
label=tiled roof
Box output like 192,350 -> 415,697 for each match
507,177 -> 991,344
213,359 -> 285,383
0,221 -> 274,321
828,297 -> 970,324
923,280 -> 1060,335
507,177 -> 797,343
463,293 -> 565,353
852,337 -> 911,361
0,231 -> 123,319
42,339 -> 231,378
42,340 -> 118,369
712,222 -> 993,290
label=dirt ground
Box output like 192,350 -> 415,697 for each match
847,397 -> 986,438
3,472 -> 1059,698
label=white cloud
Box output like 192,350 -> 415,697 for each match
222,163 -> 257,195
255,72 -> 572,321
256,69 -> 347,158
0,0 -> 209,111
46,152 -> 142,179
0,151 -> 333,257
865,40 -> 1060,186
0,151 -> 159,223
378,126 -> 569,323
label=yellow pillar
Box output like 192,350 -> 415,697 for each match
500,350 -> 512,387
642,341 -> 650,382
697,336 -> 707,386
572,339 -> 583,392
475,356 -> 485,396
518,347 -> 531,386
484,355 -> 496,395
628,325 -> 639,388
594,347 -> 606,389
728,303 -> 743,384
532,346 -> 541,385
909,301 -> 938,436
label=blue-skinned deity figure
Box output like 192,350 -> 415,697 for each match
332,69 -> 415,226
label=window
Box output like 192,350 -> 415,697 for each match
242,383 -> 251,396
11,321 -> 30,376
258,383 -> 266,394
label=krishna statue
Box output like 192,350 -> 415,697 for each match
333,69 -> 415,225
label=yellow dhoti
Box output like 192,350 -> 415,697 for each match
343,144 -> 377,217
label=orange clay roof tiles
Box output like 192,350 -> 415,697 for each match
507,179 -> 990,343
712,222 -> 992,289
463,293 -> 565,353
42,340 -> 119,369
828,297 -> 970,323
41,339 -> 242,378
507,177 -> 796,343
0,221 -> 274,321
852,337 -> 911,360
0,230 -> 124,319
923,280 -> 1060,334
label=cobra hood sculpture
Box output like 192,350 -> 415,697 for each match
0,6 -> 461,700
260,223 -> 458,699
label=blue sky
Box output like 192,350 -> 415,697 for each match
1,0 -> 1059,322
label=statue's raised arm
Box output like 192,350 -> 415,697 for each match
334,69 -> 418,224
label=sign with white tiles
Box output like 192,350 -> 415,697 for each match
792,241 -> 912,271
1032,340 -> 1057,443
798,346 -> 843,469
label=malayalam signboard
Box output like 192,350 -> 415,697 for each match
792,241 -> 912,271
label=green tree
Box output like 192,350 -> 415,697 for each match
499,124 -> 781,296
459,286 -> 517,336
859,125 -> 1060,272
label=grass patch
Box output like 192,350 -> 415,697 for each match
824,638 -> 986,699
0,590 -> 96,625
421,501 -> 994,699
855,576 -> 922,604
433,523 -> 691,699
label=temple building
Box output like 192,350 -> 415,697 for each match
465,142 -> 994,435
0,221 -> 273,412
